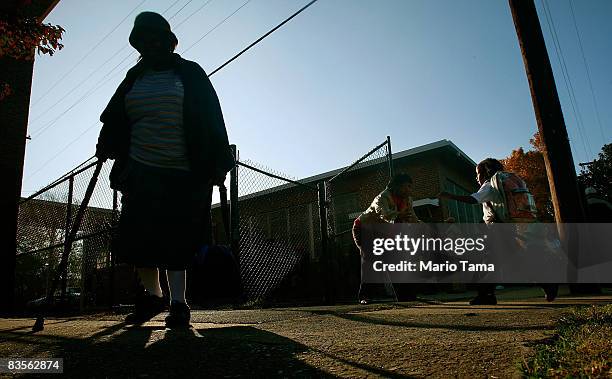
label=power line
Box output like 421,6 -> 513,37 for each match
541,0 -> 592,160
538,3 -> 585,163
167,0 -> 194,21
28,45 -> 133,126
25,155 -> 97,195
568,0 -> 607,141
25,0 -> 209,183
30,50 -> 138,140
161,0 -> 185,15
23,120 -> 100,184
28,0 -> 183,128
30,0 -> 248,139
181,0 -> 252,55
30,0 -> 148,108
174,0 -> 215,30
26,0 -> 321,183
207,0 -> 319,77
28,0 -> 217,137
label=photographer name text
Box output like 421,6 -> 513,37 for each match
373,260 -> 495,272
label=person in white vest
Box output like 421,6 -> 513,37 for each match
439,158 -> 558,305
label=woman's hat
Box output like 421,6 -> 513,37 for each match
129,11 -> 178,48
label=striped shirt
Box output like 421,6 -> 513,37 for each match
125,69 -> 190,170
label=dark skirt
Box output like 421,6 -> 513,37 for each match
116,159 -> 212,270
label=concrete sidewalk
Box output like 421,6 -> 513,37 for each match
1,290 -> 611,378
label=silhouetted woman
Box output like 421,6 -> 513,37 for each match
96,12 -> 234,328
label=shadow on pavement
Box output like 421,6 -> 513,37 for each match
1,322 -> 389,378
0,319 -> 77,335
306,309 -> 554,332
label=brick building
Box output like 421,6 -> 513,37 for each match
13,139 -> 482,305
212,139 -> 482,302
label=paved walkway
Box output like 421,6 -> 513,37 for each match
1,289 -> 611,378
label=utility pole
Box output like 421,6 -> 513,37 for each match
0,0 -> 60,314
508,0 -> 586,224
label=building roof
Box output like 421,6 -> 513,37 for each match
296,139 -> 475,186
214,139 -> 475,207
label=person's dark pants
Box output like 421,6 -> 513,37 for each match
474,221 -> 507,299
354,220 -> 382,300
477,284 -> 496,297
356,246 -> 388,301
353,220 -> 416,301
393,283 -> 417,301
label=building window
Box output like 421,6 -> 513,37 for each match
287,203 -> 316,258
443,180 -> 483,223
248,209 -> 287,241
332,192 -> 361,236
246,204 -> 316,258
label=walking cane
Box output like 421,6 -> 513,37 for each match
218,184 -> 231,243
218,181 -> 243,302
33,160 -> 104,332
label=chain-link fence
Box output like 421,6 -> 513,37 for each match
16,154 -> 326,309
325,138 -> 393,243
233,159 -> 323,304
228,138 -> 394,304
15,158 -> 119,311
14,138 -> 393,310
321,138 -> 394,300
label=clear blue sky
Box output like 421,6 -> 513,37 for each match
22,0 -> 611,195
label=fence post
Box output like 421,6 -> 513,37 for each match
61,175 -> 74,301
230,145 -> 240,263
110,189 -> 118,307
317,181 -> 334,304
386,135 -> 394,178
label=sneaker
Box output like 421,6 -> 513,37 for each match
125,292 -> 167,325
469,294 -> 497,305
542,284 -> 558,302
165,301 -> 191,328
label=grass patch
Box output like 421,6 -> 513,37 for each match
523,304 -> 612,378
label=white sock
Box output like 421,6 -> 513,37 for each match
166,270 -> 187,304
136,268 -> 163,297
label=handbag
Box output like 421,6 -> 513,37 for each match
189,184 -> 242,305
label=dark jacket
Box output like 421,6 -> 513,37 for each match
96,53 -> 234,190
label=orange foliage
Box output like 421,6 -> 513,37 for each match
502,132 -> 554,221
0,9 -> 64,101
0,17 -> 64,60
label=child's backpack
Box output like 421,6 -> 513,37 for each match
490,171 -> 538,223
